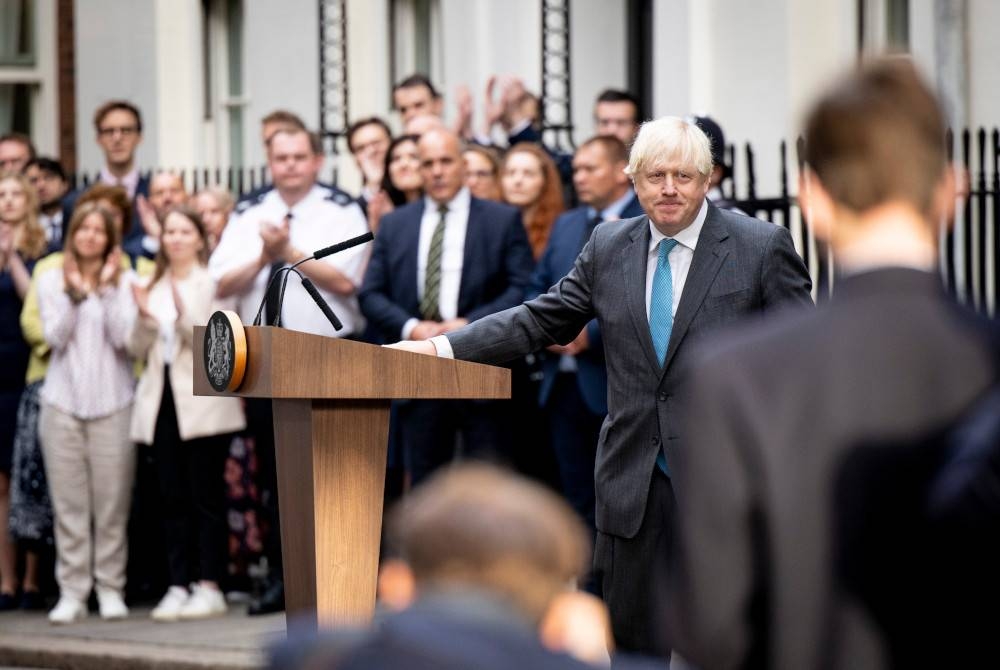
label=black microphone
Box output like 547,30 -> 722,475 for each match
301,277 -> 343,331
254,231 -> 374,327
311,232 -> 374,261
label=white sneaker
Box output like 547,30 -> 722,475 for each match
95,587 -> 129,620
178,583 -> 227,620
151,586 -> 190,622
48,596 -> 88,625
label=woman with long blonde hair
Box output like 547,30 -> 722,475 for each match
0,172 -> 48,610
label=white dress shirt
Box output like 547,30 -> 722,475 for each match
401,187 -> 472,340
644,199 -> 709,319
208,185 -> 370,337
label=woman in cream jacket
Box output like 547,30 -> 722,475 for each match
128,204 -> 245,621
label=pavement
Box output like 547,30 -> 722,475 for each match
0,603 -> 285,670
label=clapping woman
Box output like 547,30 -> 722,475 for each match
0,172 -> 48,610
36,202 -> 137,624
129,205 -> 245,621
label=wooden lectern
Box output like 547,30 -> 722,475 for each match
193,325 -> 509,628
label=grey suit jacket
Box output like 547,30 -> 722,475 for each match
447,204 -> 813,538
671,268 -> 998,670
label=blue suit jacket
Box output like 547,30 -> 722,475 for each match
528,194 -> 645,414
118,174 -> 152,260
359,196 -> 534,341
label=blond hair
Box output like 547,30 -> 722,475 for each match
625,116 -> 712,179
0,171 -> 47,260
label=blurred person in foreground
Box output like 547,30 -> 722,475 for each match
270,464 -> 667,670
670,58 -> 1000,670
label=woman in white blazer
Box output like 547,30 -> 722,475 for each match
128,204 -> 245,621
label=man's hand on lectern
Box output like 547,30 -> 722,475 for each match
385,340 -> 438,356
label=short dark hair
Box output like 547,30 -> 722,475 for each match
25,156 -> 67,182
346,116 -> 392,153
261,109 -> 306,130
389,464 -> 588,624
266,126 -> 324,156
0,132 -> 36,160
804,58 -> 946,216
93,100 -> 143,133
595,89 -> 641,121
578,135 -> 628,164
392,74 -> 440,101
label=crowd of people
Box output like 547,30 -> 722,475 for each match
1,59 -> 999,670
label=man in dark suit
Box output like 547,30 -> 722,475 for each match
388,116 -> 813,655
529,135 -> 643,533
670,59 -> 1000,670
88,100 -> 152,260
359,128 -> 534,485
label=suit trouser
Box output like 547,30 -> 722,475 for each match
546,373 -> 602,530
39,402 -> 135,602
594,468 -> 674,658
399,399 -> 510,487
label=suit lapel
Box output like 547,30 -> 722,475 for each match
621,217 -> 662,372
661,207 -> 730,375
403,200 -> 426,311
456,197 -> 481,313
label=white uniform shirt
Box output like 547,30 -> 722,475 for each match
208,185 -> 369,337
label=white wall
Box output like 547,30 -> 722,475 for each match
570,0 -> 627,141
75,0 -> 160,172
241,0 -> 321,169
153,0 -> 203,171
653,0 -> 857,198
967,0 -> 1000,132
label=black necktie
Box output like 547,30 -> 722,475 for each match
264,211 -> 293,325
584,214 -> 604,245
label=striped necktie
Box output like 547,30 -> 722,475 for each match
420,204 -> 449,321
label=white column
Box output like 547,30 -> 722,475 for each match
153,0 -> 203,171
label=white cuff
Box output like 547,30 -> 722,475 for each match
401,317 -> 419,341
142,235 -> 160,253
429,334 -> 454,358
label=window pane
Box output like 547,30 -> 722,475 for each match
0,82 -> 32,135
0,0 -> 36,66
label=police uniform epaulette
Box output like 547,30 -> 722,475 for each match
234,186 -> 273,214
320,185 -> 355,207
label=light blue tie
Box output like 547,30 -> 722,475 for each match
649,238 -> 679,367
650,238 -> 678,476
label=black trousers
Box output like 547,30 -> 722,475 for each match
547,373 -> 603,530
151,370 -> 231,586
594,469 -> 675,659
245,397 -> 281,573
398,399 -> 510,488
